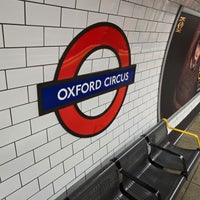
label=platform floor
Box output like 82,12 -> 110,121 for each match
175,114 -> 200,200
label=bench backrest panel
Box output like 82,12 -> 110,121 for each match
67,162 -> 122,200
146,121 -> 168,146
117,138 -> 149,176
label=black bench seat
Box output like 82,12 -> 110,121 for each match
142,119 -> 200,177
113,138 -> 185,200
65,118 -> 200,200
66,161 -> 136,200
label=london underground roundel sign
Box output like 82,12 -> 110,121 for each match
37,22 -> 136,137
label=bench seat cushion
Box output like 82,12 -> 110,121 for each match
151,142 -> 199,173
66,162 -> 130,200
116,138 -> 185,200
131,164 -> 184,200
145,120 -> 200,174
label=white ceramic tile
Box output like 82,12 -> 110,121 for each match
136,19 -> 149,31
34,138 -> 61,162
47,124 -> 66,141
44,64 -> 57,82
11,102 -> 38,124
118,1 -> 134,17
45,27 -> 73,46
0,0 -> 24,24
76,0 -> 100,11
61,8 -> 87,28
156,22 -> 172,33
144,8 -> 156,20
0,152 -> 34,181
84,141 -> 99,158
0,143 -> 16,165
0,175 -> 21,200
26,2 -> 60,26
100,0 -> 120,14
87,12 -> 108,26
64,151 -> 84,172
7,67 -> 43,89
0,48 -> 26,70
75,156 -> 93,176
27,47 -> 58,66
4,25 -> 43,47
45,0 -> 75,8
108,15 -> 124,29
73,138 -> 91,153
39,164 -> 64,189
0,87 -> 28,110
16,130 -> 47,156
0,71 -> 6,91
31,113 -> 58,133
0,25 -> 3,47
132,4 -> 146,19
123,18 -> 137,31
0,121 -> 31,147
28,184 -> 54,200
20,158 -> 50,185
50,145 -> 73,167
6,180 -> 39,200
93,146 -> 107,163
53,168 -> 75,193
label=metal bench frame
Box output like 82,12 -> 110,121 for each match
112,137 -> 186,200
66,161 -> 135,200
142,119 -> 200,178
65,119 -> 200,200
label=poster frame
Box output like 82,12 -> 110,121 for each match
158,6 -> 200,120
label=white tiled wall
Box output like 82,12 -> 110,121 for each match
1,0 -> 196,199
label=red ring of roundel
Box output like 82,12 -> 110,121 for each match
55,22 -> 131,137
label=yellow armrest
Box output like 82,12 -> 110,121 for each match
162,118 -> 200,148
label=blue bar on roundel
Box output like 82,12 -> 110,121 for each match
37,65 -> 136,115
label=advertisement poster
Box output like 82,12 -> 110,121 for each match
161,11 -> 200,118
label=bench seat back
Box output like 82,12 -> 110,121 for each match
146,121 -> 168,146
117,138 -> 150,177
144,120 -> 200,175
115,137 -> 186,200
66,162 -> 125,200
